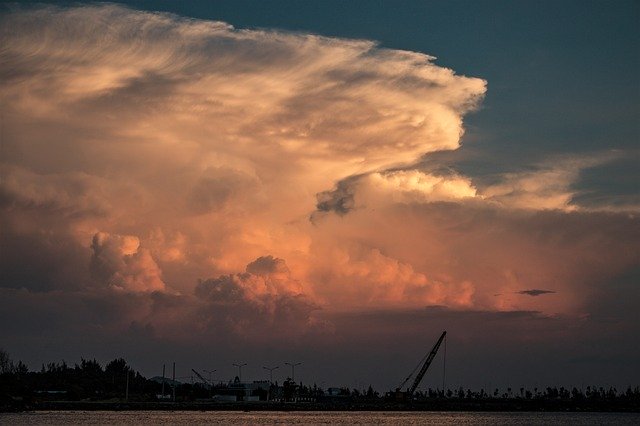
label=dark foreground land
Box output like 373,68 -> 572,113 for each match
2,353 -> 638,413
3,399 -> 639,413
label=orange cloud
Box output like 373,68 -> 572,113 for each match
0,5 -> 637,339
90,232 -> 165,293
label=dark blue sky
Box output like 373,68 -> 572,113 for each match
113,0 -> 639,202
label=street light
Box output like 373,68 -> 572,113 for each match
232,363 -> 247,382
263,365 -> 279,383
285,362 -> 301,382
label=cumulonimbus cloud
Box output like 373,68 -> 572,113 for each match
0,4 -> 638,342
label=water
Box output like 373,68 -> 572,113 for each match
1,411 -> 639,425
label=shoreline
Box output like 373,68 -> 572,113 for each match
4,400 -> 639,413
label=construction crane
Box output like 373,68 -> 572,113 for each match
394,331 -> 447,400
191,368 -> 212,389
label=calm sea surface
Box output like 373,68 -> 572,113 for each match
2,411 -> 640,425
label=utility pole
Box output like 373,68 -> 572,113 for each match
285,362 -> 301,382
233,363 -> 247,382
172,362 -> 176,402
263,365 -> 279,383
161,364 -> 166,398
125,370 -> 129,401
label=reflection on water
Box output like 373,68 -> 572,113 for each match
1,411 -> 640,425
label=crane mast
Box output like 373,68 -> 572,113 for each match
406,331 -> 447,397
191,368 -> 212,388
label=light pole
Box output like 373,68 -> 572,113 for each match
125,369 -> 129,401
285,362 -> 301,382
233,363 -> 247,382
263,365 -> 279,383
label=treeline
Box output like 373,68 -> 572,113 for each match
409,385 -> 640,403
1,349 -> 639,411
1,350 -> 160,402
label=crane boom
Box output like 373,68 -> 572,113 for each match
191,368 -> 212,388
406,331 -> 446,397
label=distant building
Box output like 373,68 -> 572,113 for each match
327,387 -> 344,396
212,379 -> 270,402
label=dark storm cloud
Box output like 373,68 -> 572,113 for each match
0,166 -> 111,218
0,225 -> 89,292
314,175 -> 360,216
195,275 -> 246,304
245,255 -> 289,276
517,289 -> 556,297
1,284 -> 638,390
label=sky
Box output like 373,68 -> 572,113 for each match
0,1 -> 638,391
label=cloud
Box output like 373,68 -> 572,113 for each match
307,241 -> 475,310
0,4 -> 638,363
0,3 -> 486,295
0,165 -> 110,218
480,152 -> 631,212
215,255 -> 304,299
187,167 -> 256,215
310,194 -> 639,314
1,4 -> 485,180
194,256 -> 324,338
516,289 -> 556,296
90,232 -> 166,293
314,170 -> 477,217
